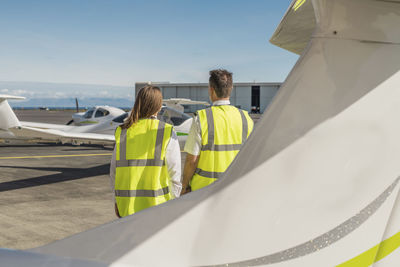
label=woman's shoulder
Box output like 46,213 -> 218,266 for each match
152,119 -> 173,129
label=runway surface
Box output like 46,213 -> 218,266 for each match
0,110 -> 260,250
0,144 -> 115,249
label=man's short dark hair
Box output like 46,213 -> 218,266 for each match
209,69 -> 233,98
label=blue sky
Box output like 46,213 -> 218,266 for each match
0,0 -> 297,96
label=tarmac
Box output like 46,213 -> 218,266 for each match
0,143 -> 115,250
0,110 -> 260,250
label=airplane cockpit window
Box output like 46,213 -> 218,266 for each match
95,108 -> 110,118
83,108 -> 95,119
112,113 -> 129,123
157,106 -> 191,126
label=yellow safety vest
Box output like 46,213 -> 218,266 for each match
114,119 -> 173,217
190,105 -> 254,191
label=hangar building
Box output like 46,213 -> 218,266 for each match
135,82 -> 282,113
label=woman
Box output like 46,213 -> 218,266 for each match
110,85 -> 181,217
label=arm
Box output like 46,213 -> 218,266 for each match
110,146 -> 120,218
181,116 -> 202,195
181,153 -> 199,195
110,146 -> 116,191
165,130 -> 182,198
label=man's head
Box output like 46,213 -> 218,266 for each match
208,69 -> 233,101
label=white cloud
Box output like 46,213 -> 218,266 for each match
0,81 -> 132,99
50,92 -> 68,99
99,90 -> 110,96
4,89 -> 33,97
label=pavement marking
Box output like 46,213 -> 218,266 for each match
0,153 -> 112,160
0,152 -> 185,159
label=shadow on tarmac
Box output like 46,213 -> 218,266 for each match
61,147 -> 113,152
0,164 -> 110,192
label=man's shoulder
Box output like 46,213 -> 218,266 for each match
230,106 -> 248,114
114,125 -> 122,134
197,106 -> 212,112
194,107 -> 211,117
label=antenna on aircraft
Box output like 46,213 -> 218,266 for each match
75,98 -> 79,113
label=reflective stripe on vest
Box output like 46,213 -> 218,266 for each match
201,108 -> 249,152
115,119 -> 172,217
116,122 -> 165,167
191,106 -> 253,191
115,187 -> 169,197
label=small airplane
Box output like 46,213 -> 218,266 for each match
67,98 -> 208,126
0,95 -> 193,146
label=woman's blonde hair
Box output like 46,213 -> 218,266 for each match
121,85 -> 163,129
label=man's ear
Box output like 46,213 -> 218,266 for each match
209,86 -> 215,98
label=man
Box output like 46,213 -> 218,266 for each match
181,69 -> 254,194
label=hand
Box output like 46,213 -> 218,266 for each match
115,203 -> 121,218
181,186 -> 191,196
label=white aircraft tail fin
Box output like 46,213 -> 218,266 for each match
269,0 -> 315,55
0,95 -> 24,130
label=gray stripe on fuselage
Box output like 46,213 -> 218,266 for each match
200,177 -> 400,266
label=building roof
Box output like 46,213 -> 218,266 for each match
135,82 -> 282,87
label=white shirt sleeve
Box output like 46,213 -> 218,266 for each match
110,146 -> 116,202
184,115 -> 202,156
166,130 -> 182,198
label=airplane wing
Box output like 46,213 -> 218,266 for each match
0,95 -> 26,100
163,98 -> 209,113
9,126 -> 115,145
269,0 -> 315,55
163,98 -> 210,106
21,121 -> 75,131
